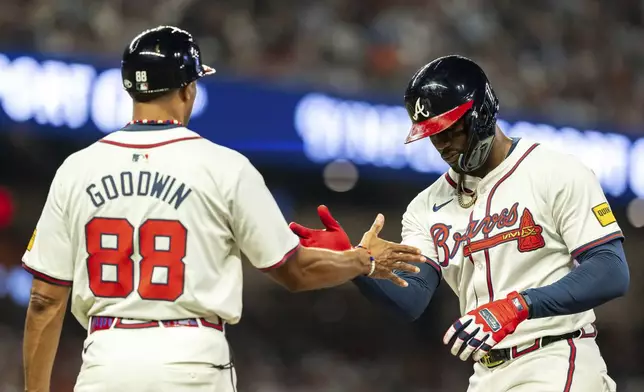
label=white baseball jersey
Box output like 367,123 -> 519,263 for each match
22,125 -> 300,329
402,138 -> 623,349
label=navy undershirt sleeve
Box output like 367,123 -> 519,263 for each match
352,261 -> 441,321
522,238 -> 629,319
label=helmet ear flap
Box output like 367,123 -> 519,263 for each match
457,81 -> 499,173
479,82 -> 499,130
458,105 -> 496,173
458,130 -> 495,173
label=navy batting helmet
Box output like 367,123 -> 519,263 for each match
121,25 -> 215,97
403,55 -> 499,173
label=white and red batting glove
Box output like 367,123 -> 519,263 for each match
443,291 -> 529,361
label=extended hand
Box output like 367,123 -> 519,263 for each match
356,213 -> 426,286
443,291 -> 529,361
289,205 -> 352,251
289,205 -> 426,287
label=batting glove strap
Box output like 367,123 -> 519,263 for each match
443,291 -> 529,362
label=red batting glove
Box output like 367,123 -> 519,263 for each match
289,205 -> 352,251
443,291 -> 529,361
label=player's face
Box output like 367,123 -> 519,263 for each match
429,120 -> 468,170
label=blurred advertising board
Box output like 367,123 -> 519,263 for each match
0,51 -> 642,200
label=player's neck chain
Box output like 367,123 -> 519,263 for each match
457,174 -> 477,208
126,119 -> 183,126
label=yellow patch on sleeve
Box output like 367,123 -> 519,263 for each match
592,203 -> 616,227
26,229 -> 37,251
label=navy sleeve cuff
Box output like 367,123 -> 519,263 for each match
424,256 -> 443,278
570,231 -> 623,260
353,261 -> 440,321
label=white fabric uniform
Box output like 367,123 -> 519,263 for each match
468,337 -> 615,392
22,125 -> 300,391
402,139 -> 621,392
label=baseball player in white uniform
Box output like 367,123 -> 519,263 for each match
289,55 -> 630,392
21,26 -> 427,392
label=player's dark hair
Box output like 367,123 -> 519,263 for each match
128,85 -> 194,104
129,89 -> 175,103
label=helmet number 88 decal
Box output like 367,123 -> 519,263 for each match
135,71 -> 148,82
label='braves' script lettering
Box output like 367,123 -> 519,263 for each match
430,203 -> 545,266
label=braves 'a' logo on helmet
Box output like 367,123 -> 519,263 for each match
412,97 -> 430,121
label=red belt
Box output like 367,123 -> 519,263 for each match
89,316 -> 224,335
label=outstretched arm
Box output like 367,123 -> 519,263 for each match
267,244 -> 421,292
290,205 -> 439,319
269,212 -> 424,291
353,262 -> 440,321
230,162 -> 425,292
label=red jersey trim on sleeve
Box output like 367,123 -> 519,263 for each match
425,256 -> 443,278
22,263 -> 73,287
570,231 -> 624,260
259,244 -> 301,272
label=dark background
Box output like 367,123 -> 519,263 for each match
1,1 -> 643,391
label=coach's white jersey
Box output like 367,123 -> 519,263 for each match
22,126 -> 300,329
402,138 -> 623,349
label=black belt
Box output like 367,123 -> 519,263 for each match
480,329 -> 582,369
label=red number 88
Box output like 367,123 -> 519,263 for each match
85,217 -> 186,301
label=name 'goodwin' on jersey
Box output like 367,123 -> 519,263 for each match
86,170 -> 192,210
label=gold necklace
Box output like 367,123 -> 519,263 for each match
457,174 -> 477,208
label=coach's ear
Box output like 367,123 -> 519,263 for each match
179,82 -> 197,103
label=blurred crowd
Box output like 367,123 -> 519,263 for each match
2,0 -> 644,133
2,1 -> 644,391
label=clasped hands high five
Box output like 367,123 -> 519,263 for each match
289,205 -> 528,362
289,205 -> 425,287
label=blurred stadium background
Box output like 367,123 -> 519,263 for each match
1,0 -> 644,391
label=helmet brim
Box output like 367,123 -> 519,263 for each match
200,64 -> 216,77
404,99 -> 474,144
